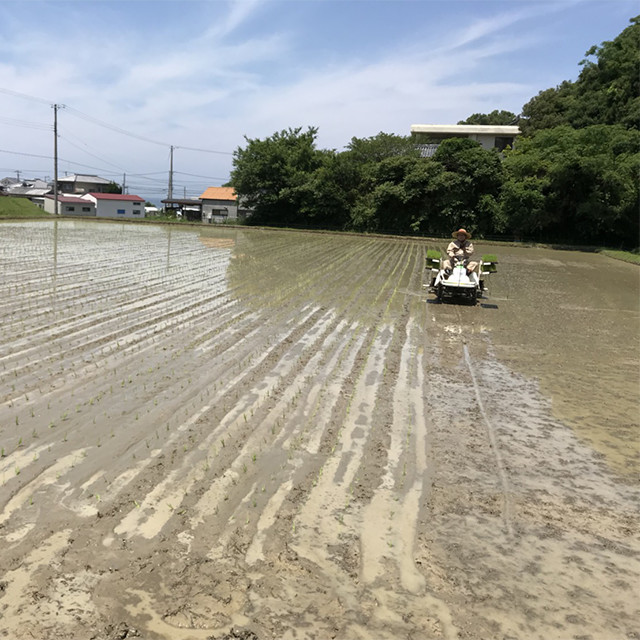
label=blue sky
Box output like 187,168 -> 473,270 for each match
0,0 -> 636,203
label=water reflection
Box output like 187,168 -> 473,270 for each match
479,244 -> 639,477
52,219 -> 58,293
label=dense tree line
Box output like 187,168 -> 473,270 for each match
231,16 -> 639,248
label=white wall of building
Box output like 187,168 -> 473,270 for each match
410,124 -> 520,151
82,195 -> 145,219
43,197 -> 96,215
202,199 -> 239,222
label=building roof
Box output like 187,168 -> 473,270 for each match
199,187 -> 237,201
58,174 -> 112,184
45,194 -> 93,204
411,124 -> 521,136
84,193 -> 144,202
161,198 -> 203,208
9,187 -> 51,196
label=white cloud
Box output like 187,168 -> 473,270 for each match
204,0 -> 267,39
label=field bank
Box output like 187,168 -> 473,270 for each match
0,220 -> 638,639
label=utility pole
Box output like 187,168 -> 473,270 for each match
168,145 -> 174,200
122,173 -> 126,194
52,104 -> 60,215
15,170 -> 21,182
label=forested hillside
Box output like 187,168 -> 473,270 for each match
231,16 -> 639,247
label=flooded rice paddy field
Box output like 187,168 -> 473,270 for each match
0,220 -> 638,640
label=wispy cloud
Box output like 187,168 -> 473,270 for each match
204,0 -> 267,39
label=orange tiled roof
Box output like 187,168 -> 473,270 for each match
199,187 -> 237,201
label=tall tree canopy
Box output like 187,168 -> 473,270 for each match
521,15 -> 639,135
501,125 -> 640,245
458,110 -> 517,125
230,127 -> 326,227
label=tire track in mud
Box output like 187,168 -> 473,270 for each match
463,343 -> 513,537
431,296 -> 514,540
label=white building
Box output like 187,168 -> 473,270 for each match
81,193 -> 145,219
43,194 -> 96,216
410,124 -> 520,155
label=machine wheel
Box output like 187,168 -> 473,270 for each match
436,283 -> 444,302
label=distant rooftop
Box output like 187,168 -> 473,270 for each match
45,194 -> 92,204
199,187 -> 237,201
58,174 -> 112,184
84,193 -> 144,201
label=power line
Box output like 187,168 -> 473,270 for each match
174,170 -> 229,181
175,145 -> 233,156
64,106 -> 171,148
0,87 -> 52,105
0,115 -> 52,131
0,148 -> 53,161
0,147 -> 124,176
64,107 -> 234,156
0,93 -> 233,155
59,133 -> 129,172
1,86 -> 235,199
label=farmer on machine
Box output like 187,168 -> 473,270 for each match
443,228 -> 477,276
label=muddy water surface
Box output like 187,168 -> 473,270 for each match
479,244 -> 639,477
0,220 -> 638,640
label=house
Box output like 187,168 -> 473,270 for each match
1,178 -> 52,203
43,194 -> 96,216
410,124 -> 520,156
199,187 -> 239,223
57,174 -> 114,194
0,177 -> 20,193
81,193 -> 145,219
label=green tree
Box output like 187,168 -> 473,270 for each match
104,181 -> 122,194
349,155 -> 443,234
340,132 -> 424,232
570,15 -> 640,129
432,138 -> 504,236
230,127 -> 324,226
458,110 -> 517,125
520,16 -> 639,135
520,82 -> 576,136
501,125 -> 640,245
346,132 -> 419,163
